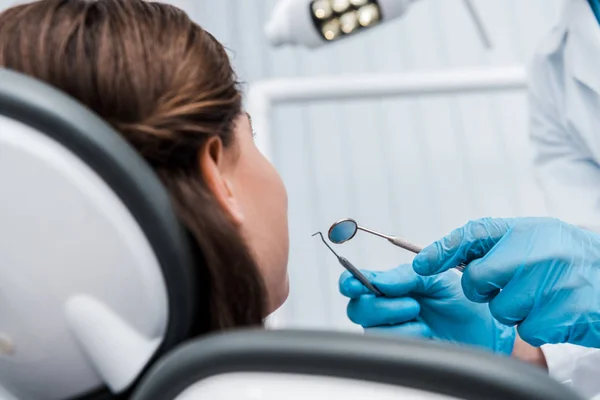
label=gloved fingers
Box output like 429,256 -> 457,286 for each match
486,281 -> 534,327
340,266 -> 420,299
460,256 -> 517,303
339,270 -> 380,299
516,317 -> 552,347
413,218 -> 514,276
365,321 -> 433,339
347,296 -> 420,327
369,267 -> 461,300
369,265 -> 422,297
412,269 -> 462,299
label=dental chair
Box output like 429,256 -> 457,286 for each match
0,67 -> 585,400
129,329 -> 583,400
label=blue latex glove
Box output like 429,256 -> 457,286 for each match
412,217 -> 600,347
339,266 -> 516,354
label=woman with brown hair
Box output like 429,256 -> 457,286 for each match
0,0 -> 290,328
0,0 -> 289,398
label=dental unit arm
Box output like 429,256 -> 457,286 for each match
265,0 -> 492,49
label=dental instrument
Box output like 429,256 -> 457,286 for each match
312,232 -> 384,296
328,218 -> 466,272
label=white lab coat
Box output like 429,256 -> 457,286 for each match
530,0 -> 600,398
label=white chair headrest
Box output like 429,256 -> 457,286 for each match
0,68 -> 198,400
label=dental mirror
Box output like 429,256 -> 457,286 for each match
328,218 -> 358,244
328,218 -> 466,272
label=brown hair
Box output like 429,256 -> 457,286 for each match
0,0 -> 266,334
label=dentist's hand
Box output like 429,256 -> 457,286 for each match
413,217 -> 600,348
339,266 -> 516,355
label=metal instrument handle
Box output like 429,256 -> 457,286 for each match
339,256 -> 384,296
388,237 -> 466,272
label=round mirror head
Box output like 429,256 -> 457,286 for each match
328,218 -> 358,244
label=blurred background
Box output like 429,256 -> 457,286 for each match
4,0 -> 565,332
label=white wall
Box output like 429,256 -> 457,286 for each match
0,0 -> 565,331
176,0 -> 565,331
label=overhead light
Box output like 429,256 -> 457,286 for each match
349,0 -> 369,6
310,0 -> 383,42
340,11 -> 359,34
311,0 -> 332,20
265,0 -> 389,47
357,3 -> 380,27
331,0 -> 351,13
322,18 -> 341,40
265,0 -> 493,50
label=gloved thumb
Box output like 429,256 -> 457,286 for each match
413,218 -> 513,276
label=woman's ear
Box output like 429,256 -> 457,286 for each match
198,136 -> 244,226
